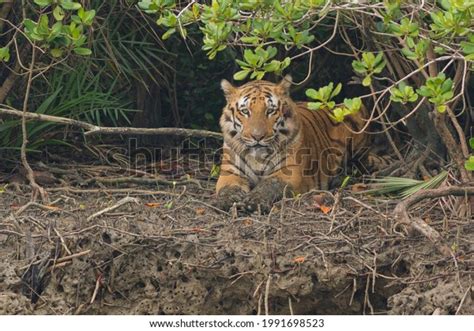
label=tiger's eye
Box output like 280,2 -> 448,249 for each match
240,108 -> 249,115
266,107 -> 276,116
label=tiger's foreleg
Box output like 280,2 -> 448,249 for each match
215,171 -> 250,211
244,165 -> 305,213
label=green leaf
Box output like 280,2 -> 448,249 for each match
436,105 -> 447,113
243,49 -> 259,66
305,88 -> 319,100
0,46 -> 10,62
307,102 -> 322,110
50,48 -> 63,58
469,138 -> 474,150
37,15 -> 50,35
60,1 -> 82,10
362,52 -> 375,67
233,70 -> 249,80
73,47 -> 92,56
332,107 -> 346,122
352,60 -> 366,74
210,164 -> 220,178
34,0 -> 52,7
340,176 -> 350,189
331,83 -> 342,98
417,86 -> 431,97
77,8 -> 96,25
53,6 -> 65,20
241,36 -> 260,44
362,76 -> 372,87
162,28 -> 176,40
263,60 -> 280,72
465,156 -> 474,171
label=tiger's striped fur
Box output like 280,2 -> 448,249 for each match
216,75 -> 372,210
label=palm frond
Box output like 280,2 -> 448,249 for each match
364,171 -> 448,199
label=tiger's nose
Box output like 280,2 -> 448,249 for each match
251,131 -> 265,142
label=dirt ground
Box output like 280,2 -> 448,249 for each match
0,155 -> 473,315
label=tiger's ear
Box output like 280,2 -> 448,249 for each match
221,79 -> 236,101
277,75 -> 292,95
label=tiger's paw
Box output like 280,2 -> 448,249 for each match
243,178 -> 287,213
214,186 -> 247,211
243,192 -> 272,213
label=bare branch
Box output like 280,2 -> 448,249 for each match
0,107 -> 223,140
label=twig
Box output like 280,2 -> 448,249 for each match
455,285 -> 472,315
13,201 -> 57,216
19,46 -> 48,203
257,293 -> 262,315
0,107 -> 222,140
56,250 -> 91,263
53,227 -> 72,255
264,275 -> 272,315
87,197 -> 140,221
90,274 -> 102,304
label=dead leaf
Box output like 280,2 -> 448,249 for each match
195,207 -> 206,215
293,256 -> 305,264
320,205 -> 332,214
145,202 -> 161,208
312,194 -> 332,214
44,205 -> 61,211
243,219 -> 253,226
351,183 -> 368,192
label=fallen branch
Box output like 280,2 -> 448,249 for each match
45,186 -> 180,196
394,185 -> 474,257
0,107 -> 223,140
87,196 -> 140,221
83,176 -> 203,188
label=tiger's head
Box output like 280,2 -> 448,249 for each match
220,75 -> 300,152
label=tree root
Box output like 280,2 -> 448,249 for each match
394,185 -> 474,257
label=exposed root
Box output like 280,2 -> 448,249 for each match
394,185 -> 474,257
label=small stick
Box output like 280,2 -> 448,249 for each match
90,275 -> 102,304
455,286 -> 472,315
257,294 -> 262,316
19,45 -> 48,203
53,227 -> 72,255
252,280 -> 264,298
349,278 -> 357,306
288,297 -> 294,315
87,197 -> 139,221
55,249 -> 91,263
48,261 -> 71,271
264,275 -> 272,315
363,276 -> 374,315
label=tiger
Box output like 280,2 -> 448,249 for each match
215,75 -> 377,212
